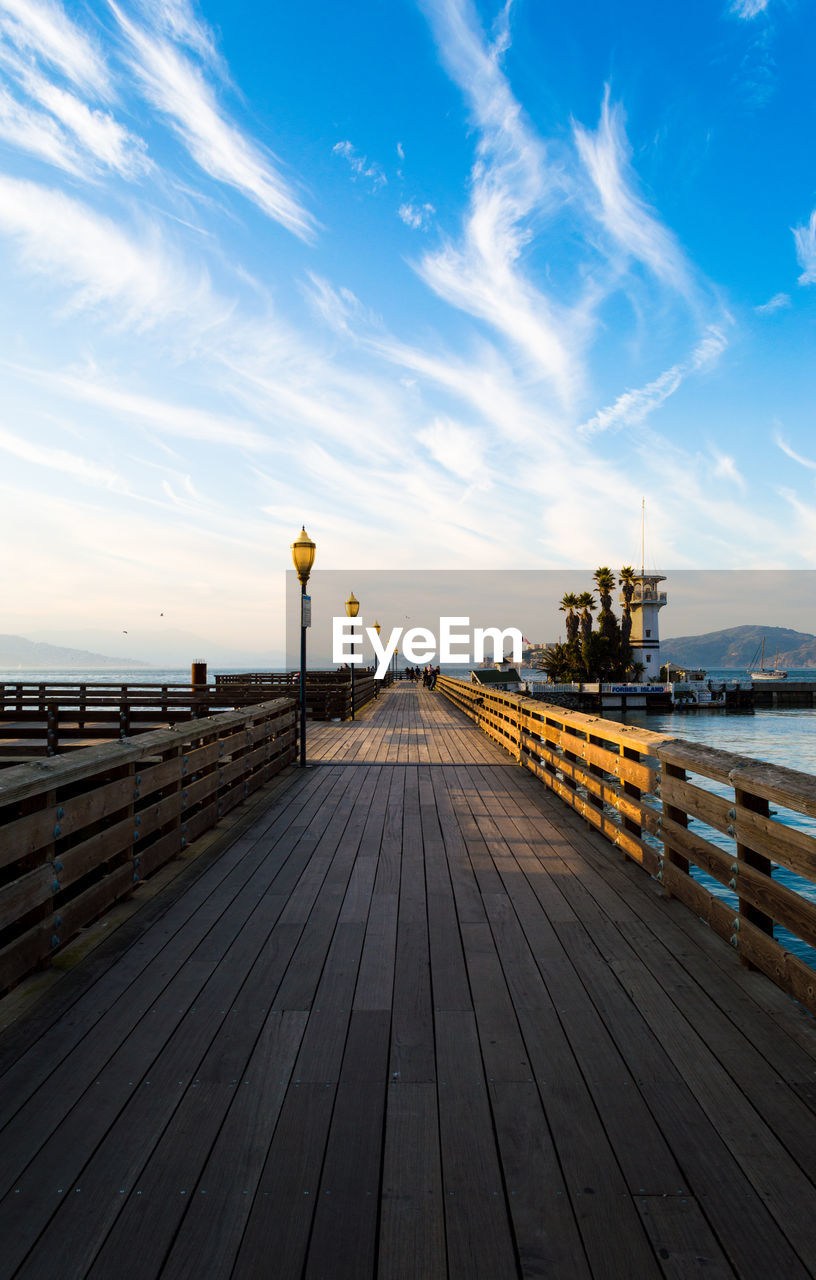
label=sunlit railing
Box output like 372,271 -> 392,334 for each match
437,675 -> 816,1014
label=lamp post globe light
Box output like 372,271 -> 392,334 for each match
345,592 -> 359,720
291,526 -> 316,767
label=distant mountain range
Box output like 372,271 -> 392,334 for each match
661,625 -> 816,669
0,630 -> 282,670
0,634 -> 151,669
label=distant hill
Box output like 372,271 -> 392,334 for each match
0,634 -> 151,670
660,625 -> 816,669
30,627 -> 279,669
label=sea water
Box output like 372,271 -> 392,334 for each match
600,682 -> 816,968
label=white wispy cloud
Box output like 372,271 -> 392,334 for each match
0,42 -> 152,178
754,291 -> 790,314
160,472 -> 218,511
5,362 -> 270,450
574,87 -> 690,294
370,329 -> 548,446
0,85 -> 87,175
578,326 -> 728,436
793,209 -> 816,285
134,0 -> 223,69
416,0 -> 578,401
26,75 -> 150,176
112,2 -> 316,239
0,0 -> 111,96
711,450 -> 745,489
774,431 -> 816,471
398,201 -> 435,230
416,416 -> 491,484
332,140 -> 387,189
302,273 -> 371,337
0,174 -> 226,328
414,2 -> 706,414
731,0 -> 769,18
0,421 -> 125,488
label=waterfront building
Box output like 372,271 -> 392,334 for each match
470,667 -> 522,692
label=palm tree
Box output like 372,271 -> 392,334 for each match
593,567 -> 616,614
559,592 -> 579,645
576,591 -> 595,638
619,565 -> 636,672
593,567 -> 620,676
540,643 -> 573,682
576,591 -> 595,676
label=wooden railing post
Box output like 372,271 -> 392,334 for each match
734,783 -> 774,965
660,760 -> 690,897
46,702 -> 59,756
588,730 -> 605,815
562,726 -> 579,793
620,745 -> 643,854
119,702 -> 131,740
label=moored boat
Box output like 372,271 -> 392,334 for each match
751,638 -> 788,680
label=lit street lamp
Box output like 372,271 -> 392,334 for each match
291,526 -> 316,767
345,591 -> 359,720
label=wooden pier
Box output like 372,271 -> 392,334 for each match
0,670 -> 384,763
1,682 -> 816,1277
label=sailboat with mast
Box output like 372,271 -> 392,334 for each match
750,637 -> 788,681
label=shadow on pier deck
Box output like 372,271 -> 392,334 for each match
2,684 -> 816,1279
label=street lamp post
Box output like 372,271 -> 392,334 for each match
291,526 -> 316,767
345,592 -> 359,720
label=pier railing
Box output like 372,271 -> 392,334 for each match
0,681 -> 279,762
0,680 -> 262,714
437,675 -> 816,1014
0,698 -> 296,994
215,670 -> 388,720
0,672 -> 388,761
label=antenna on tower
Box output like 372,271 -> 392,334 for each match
641,497 -> 645,576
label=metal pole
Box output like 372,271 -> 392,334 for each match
300,580 -> 307,767
351,662 -> 355,721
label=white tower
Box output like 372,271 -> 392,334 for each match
623,499 -> 667,679
625,573 -> 667,677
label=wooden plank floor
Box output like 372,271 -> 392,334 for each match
2,683 -> 816,1278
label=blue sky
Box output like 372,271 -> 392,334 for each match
0,0 -> 814,662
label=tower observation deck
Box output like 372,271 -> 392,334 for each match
623,572 -> 667,675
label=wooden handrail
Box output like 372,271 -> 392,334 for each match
0,698 -> 297,994
436,675 -> 816,1014
0,673 -> 392,760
